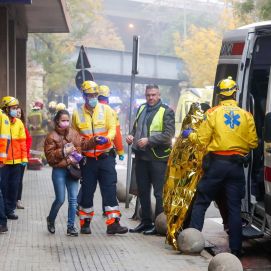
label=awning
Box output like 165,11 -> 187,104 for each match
0,0 -> 70,33
25,0 -> 70,33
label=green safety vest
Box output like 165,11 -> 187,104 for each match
135,104 -> 171,159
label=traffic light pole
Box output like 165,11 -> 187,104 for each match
125,36 -> 139,208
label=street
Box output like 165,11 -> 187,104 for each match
0,162 -> 270,271
0,166 -> 209,271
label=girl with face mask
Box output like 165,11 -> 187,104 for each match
44,110 -> 82,237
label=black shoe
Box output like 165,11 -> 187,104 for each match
46,216 -> 55,234
7,213 -> 18,220
0,224 -> 8,233
129,222 -> 154,233
67,226 -> 78,237
80,218 -> 91,234
107,219 -> 128,234
143,226 -> 157,235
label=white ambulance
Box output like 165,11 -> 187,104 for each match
214,21 -> 271,238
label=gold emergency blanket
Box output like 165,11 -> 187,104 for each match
163,103 -> 206,249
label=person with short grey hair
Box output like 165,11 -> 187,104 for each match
127,84 -> 175,235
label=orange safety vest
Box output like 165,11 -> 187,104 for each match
98,101 -> 124,156
5,118 -> 28,164
112,110 -> 124,155
72,103 -> 116,158
0,110 -> 10,163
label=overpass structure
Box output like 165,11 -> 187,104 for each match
82,47 -> 185,86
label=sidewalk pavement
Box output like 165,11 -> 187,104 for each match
0,166 -> 210,271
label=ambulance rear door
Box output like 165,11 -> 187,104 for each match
263,67 -> 271,231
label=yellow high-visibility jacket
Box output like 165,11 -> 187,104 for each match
6,118 -> 28,164
28,109 -> 48,136
0,110 -> 10,163
189,99 -> 258,155
72,103 -> 116,158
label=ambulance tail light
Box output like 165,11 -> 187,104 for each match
264,166 -> 271,182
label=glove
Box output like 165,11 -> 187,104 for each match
181,128 -> 193,138
21,162 -> 28,166
119,155 -> 124,161
95,136 -> 108,145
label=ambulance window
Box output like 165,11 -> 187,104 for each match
214,64 -> 238,86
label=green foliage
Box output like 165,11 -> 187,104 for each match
259,0 -> 271,20
173,8 -> 240,87
233,0 -> 271,22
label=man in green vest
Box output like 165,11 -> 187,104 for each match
126,84 -> 175,235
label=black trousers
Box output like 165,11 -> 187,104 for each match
80,156 -> 118,209
189,157 -> 245,252
135,158 -> 167,225
17,164 -> 26,201
1,164 -> 21,215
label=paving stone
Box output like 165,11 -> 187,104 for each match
0,167 -> 210,271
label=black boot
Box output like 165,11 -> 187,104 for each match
107,218 -> 128,234
143,226 -> 157,235
129,222 -> 154,233
0,224 -> 8,233
46,216 -> 55,234
7,213 -> 18,220
80,218 -> 91,234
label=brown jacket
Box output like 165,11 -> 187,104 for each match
44,126 -> 95,168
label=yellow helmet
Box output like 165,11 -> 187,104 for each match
217,76 -> 238,96
81,80 -> 99,94
56,103 -> 66,111
48,101 -> 57,109
1,96 -> 19,108
99,85 -> 110,97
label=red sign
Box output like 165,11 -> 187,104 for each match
220,42 -> 245,56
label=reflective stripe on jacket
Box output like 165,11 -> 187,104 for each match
0,110 -> 10,163
6,118 -> 28,164
136,104 -> 165,136
72,103 -> 116,158
189,99 -> 258,155
134,103 -> 173,159
112,110 -> 124,155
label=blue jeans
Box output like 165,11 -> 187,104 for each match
48,168 -> 79,227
